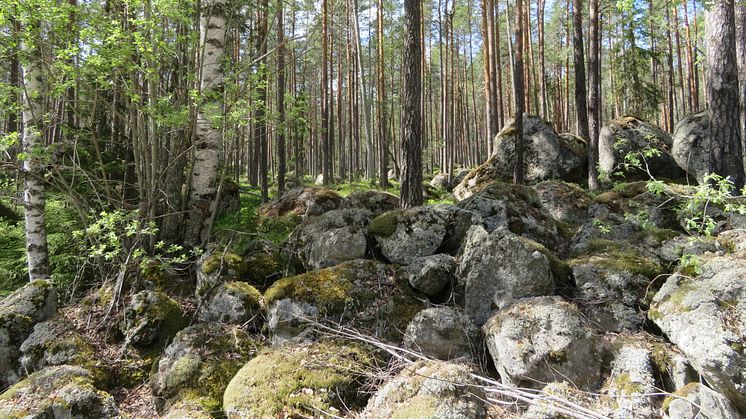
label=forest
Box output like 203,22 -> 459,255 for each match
1,0 -> 746,416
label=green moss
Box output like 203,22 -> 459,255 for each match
609,372 -> 645,395
244,252 -> 280,283
630,228 -> 680,245
201,252 -> 245,276
264,266 -> 354,314
224,281 -> 263,309
223,341 -> 375,417
368,210 -> 403,237
391,396 -> 438,419
570,248 -> 663,280
662,382 -> 700,412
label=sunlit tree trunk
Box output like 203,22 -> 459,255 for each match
400,0 -> 423,208
572,0 -> 589,141
514,0 -> 525,184
588,0 -> 601,190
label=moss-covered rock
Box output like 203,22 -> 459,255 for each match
535,180 -> 593,227
601,344 -> 657,417
342,190 -> 400,215
662,382 -> 741,419
402,307 -> 480,361
264,259 -> 427,343
361,360 -> 487,419
0,365 -> 118,418
258,187 -> 343,218
198,281 -> 263,327
223,340 -> 376,418
196,251 -> 248,297
151,322 -> 261,415
241,239 -> 285,287
0,279 -> 57,388
19,317 -> 99,376
119,290 -> 186,348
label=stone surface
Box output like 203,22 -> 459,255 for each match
0,365 -> 117,418
453,115 -> 587,197
368,205 -> 479,265
361,360 -> 487,419
406,254 -> 457,297
195,251 -> 248,297
456,182 -> 560,250
403,307 -> 480,361
649,256 -> 746,413
151,322 -> 260,414
341,190 -> 399,215
671,110 -> 710,185
483,296 -> 602,390
599,116 -> 684,181
19,317 -> 95,375
197,281 -> 262,326
535,180 -> 593,227
604,345 -> 657,418
223,341 -> 375,418
664,383 -> 741,419
258,187 -> 342,218
459,226 -> 570,325
284,208 -> 370,270
119,290 -> 186,347
264,260 -> 427,343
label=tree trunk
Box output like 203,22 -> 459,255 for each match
572,0 -> 590,141
735,3 -> 746,147
20,23 -> 50,281
186,0 -> 226,245
377,0 -> 389,187
588,0 -> 600,190
400,0 -> 423,208
277,0 -> 286,194
706,0 -> 744,190
514,0 -> 525,184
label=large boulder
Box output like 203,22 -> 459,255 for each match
240,239 -> 285,287
535,180 -> 593,227
663,383 -> 741,419
258,186 -> 342,218
361,360 -> 487,419
368,205 -> 479,265
649,256 -> 746,413
671,110 -> 709,185
341,190 -> 399,215
402,307 -> 480,361
405,254 -> 458,297
197,281 -> 263,327
599,116 -> 684,181
119,290 -> 186,347
459,226 -> 571,325
483,296 -> 602,390
195,251 -> 248,297
283,208 -> 370,271
0,280 -> 57,388
223,341 -> 375,418
456,182 -> 560,249
264,260 -> 427,343
19,317 -> 96,375
603,345 -> 657,418
151,323 -> 260,414
453,115 -> 586,197
0,365 -> 118,418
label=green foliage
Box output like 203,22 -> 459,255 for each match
678,254 -> 703,277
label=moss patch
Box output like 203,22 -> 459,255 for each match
264,265 -> 355,314
368,210 -> 403,237
201,252 -> 246,276
391,396 -> 438,419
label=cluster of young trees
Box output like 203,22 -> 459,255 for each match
1,0 -> 745,280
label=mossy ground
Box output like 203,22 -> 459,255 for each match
264,265 -> 355,314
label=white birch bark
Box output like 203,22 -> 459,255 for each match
186,0 -> 226,245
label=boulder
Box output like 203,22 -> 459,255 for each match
19,317 -> 96,375
649,257 -> 746,413
664,383 -> 741,419
599,116 -> 684,181
197,281 -> 262,326
151,323 -> 260,414
264,260 -> 427,343
521,381 -> 601,419
342,190 -> 399,215
223,341 -> 375,418
406,254 -> 457,297
569,249 -> 663,332
361,360 -> 487,419
603,345 -> 657,418
368,205 -> 479,265
453,115 -> 586,197
258,187 -> 342,219
195,250 -> 248,297
429,172 -> 450,190
0,280 -> 57,388
456,182 -> 560,249
240,239 -> 285,287
483,296 -> 602,390
671,110 -> 709,185
459,226 -> 571,325
284,208 -> 370,271
162,400 -> 213,419
0,365 -> 118,418
535,180 -> 593,227
119,290 -> 186,347
402,307 -> 480,361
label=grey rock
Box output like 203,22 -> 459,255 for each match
195,251 -> 248,297
406,254 -> 457,296
604,345 -> 657,418
459,226 -> 569,325
599,116 -> 684,181
361,360 -> 487,419
19,317 -> 94,375
342,190 -> 399,215
649,256 -> 746,413
284,208 -> 370,270
119,290 -> 186,347
198,281 -> 262,326
457,182 -> 560,250
483,296 -> 602,390
0,365 -> 118,418
258,186 -> 342,218
150,322 -> 259,414
672,110 -> 710,185
403,307 -> 480,361
266,298 -> 319,343
665,383 -> 741,419
535,180 -> 592,227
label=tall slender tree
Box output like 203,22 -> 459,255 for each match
573,0 -> 590,141
377,0 -> 390,187
588,0 -> 601,190
277,0 -> 287,194
514,0 -> 525,184
706,0 -> 744,190
400,0 -> 423,208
